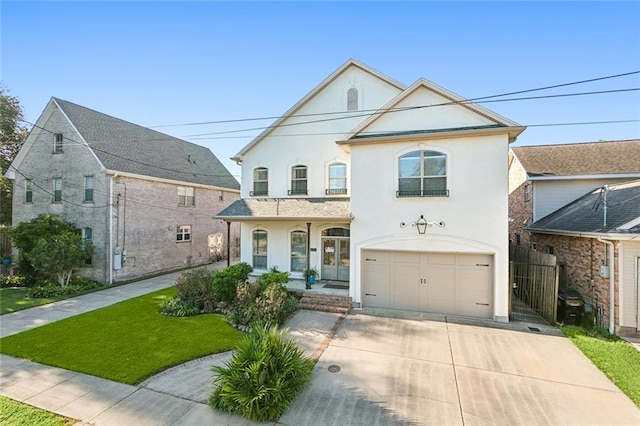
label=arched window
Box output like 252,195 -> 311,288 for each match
289,165 -> 308,195
290,230 -> 307,272
398,150 -> 448,197
347,87 -> 358,111
326,163 -> 347,195
252,167 -> 268,196
252,230 -> 268,269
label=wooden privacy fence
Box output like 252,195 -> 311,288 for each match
509,244 -> 559,324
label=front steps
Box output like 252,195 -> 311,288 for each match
299,293 -> 352,314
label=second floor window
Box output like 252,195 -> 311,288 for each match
398,150 -> 448,197
178,186 -> 195,206
52,178 -> 62,202
252,167 -> 268,196
84,176 -> 94,202
25,179 -> 33,203
53,133 -> 64,153
289,165 -> 308,195
327,163 -> 347,195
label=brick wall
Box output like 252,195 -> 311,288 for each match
508,156 -> 533,247
532,233 -> 619,326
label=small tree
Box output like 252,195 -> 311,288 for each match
8,214 -> 93,285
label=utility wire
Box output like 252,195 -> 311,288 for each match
150,70 -> 640,128
184,88 -> 640,137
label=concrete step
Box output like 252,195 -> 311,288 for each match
299,293 -> 352,314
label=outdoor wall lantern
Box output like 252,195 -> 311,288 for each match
400,215 -> 445,235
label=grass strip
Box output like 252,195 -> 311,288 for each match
0,287 -> 243,384
0,396 -> 75,426
0,288 -> 61,315
561,325 -> 640,407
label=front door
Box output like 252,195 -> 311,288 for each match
321,237 -> 350,281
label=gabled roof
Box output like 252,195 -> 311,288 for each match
512,140 -> 640,178
216,198 -> 352,221
529,179 -> 640,235
53,98 -> 239,190
231,58 -> 406,162
340,78 -> 524,144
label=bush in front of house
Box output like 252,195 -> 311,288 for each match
210,322 -> 314,422
211,262 -> 253,304
226,270 -> 299,331
160,263 -> 253,317
27,277 -> 99,298
0,274 -> 27,288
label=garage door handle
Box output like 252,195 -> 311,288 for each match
476,303 -> 490,306
476,264 -> 490,267
365,293 -> 376,297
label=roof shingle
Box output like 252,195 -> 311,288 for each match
216,198 -> 352,220
54,98 -> 239,190
512,140 -> 640,177
529,179 -> 640,234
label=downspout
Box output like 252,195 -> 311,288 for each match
108,173 -> 118,285
109,175 -> 114,285
598,237 -> 615,334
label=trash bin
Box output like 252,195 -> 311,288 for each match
557,288 -> 584,325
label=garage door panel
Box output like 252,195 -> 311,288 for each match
457,264 -> 493,317
424,253 -> 456,265
425,266 -> 455,314
393,264 -> 420,310
458,254 -> 492,267
363,261 -> 391,308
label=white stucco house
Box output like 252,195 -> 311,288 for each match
217,59 -> 525,321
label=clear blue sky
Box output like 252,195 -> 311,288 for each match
2,1 -> 639,177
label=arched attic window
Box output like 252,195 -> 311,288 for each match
347,87 -> 359,111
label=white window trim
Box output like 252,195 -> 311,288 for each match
176,225 -> 192,242
53,133 -> 64,154
251,167 -> 269,196
84,175 -> 95,203
396,147 -> 449,197
25,179 -> 33,203
52,178 -> 62,203
325,161 -> 348,196
178,186 -> 195,207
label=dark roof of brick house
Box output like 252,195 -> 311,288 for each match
528,179 -> 640,234
512,140 -> 640,177
54,98 -> 239,190
216,198 -> 352,220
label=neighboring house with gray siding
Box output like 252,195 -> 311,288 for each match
508,140 -> 640,247
7,98 -> 240,284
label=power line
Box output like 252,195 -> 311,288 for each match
10,167 -> 231,218
183,88 -> 640,137
150,70 -> 640,128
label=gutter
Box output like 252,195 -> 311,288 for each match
597,237 -> 616,334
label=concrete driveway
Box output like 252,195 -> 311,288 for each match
281,309 -> 640,426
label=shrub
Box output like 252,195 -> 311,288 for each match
159,297 -> 201,317
226,281 -> 299,330
27,278 -> 99,298
211,262 -> 253,304
174,268 -> 216,311
210,322 -> 314,421
0,274 -> 27,288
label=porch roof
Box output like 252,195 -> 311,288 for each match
215,198 -> 352,221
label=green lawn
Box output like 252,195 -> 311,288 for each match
0,287 -> 243,384
561,325 -> 640,407
0,288 -> 61,315
0,396 -> 75,426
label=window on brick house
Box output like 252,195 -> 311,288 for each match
178,187 -> 195,206
546,246 -> 554,255
53,133 -> 64,153
52,178 -> 62,202
25,179 -> 33,203
177,225 -> 191,242
524,184 -> 531,201
84,176 -> 94,202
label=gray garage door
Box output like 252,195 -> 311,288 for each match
362,250 -> 493,318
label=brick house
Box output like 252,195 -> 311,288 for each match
6,98 -> 240,284
528,180 -> 640,335
508,140 -> 640,248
